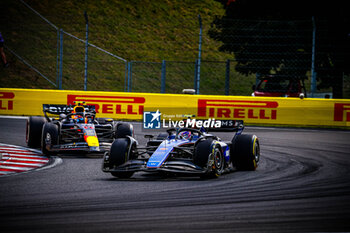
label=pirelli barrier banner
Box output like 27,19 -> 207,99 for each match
0,88 -> 350,128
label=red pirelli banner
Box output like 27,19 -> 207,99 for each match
0,88 -> 349,128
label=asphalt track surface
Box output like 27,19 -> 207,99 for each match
1,117 -> 350,233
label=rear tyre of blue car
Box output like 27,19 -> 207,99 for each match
110,138 -> 134,178
231,134 -> 260,171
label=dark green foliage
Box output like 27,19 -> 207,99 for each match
209,0 -> 350,98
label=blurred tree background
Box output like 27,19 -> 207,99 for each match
209,0 -> 350,98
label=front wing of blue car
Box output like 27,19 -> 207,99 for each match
102,158 -> 209,174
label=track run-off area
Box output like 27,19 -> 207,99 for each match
0,117 -> 350,233
0,144 -> 50,176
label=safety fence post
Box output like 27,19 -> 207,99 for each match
124,61 -> 128,92
84,11 -> 89,91
161,60 -> 166,93
196,14 -> 202,95
56,29 -> 60,88
310,16 -> 317,97
225,59 -> 230,95
194,59 -> 198,92
127,61 -> 132,92
58,28 -> 63,90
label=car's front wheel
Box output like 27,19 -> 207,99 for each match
194,139 -> 224,178
26,116 -> 46,148
109,138 -> 134,178
115,123 -> 133,138
41,123 -> 59,156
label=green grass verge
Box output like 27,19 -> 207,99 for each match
0,0 -> 255,95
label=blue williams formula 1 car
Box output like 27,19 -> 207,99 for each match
102,120 -> 260,179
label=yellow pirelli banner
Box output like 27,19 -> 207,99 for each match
0,88 -> 349,128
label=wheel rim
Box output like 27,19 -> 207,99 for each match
254,142 -> 260,163
214,148 -> 224,171
45,133 -> 51,145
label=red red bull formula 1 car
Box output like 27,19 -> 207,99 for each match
102,120 -> 260,179
26,104 -> 133,156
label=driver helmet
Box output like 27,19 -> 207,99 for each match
72,105 -> 86,123
179,130 -> 191,140
73,105 -> 85,114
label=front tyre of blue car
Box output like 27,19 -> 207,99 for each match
109,138 -> 134,178
194,139 -> 223,179
115,123 -> 134,138
212,146 -> 225,177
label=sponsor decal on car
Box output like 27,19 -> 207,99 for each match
43,104 -> 96,114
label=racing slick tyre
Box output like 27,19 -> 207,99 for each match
231,134 -> 260,171
26,116 -> 46,148
41,123 -> 59,156
194,139 -> 224,179
109,138 -> 134,178
115,123 -> 133,138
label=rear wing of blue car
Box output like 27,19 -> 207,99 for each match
207,120 -> 244,132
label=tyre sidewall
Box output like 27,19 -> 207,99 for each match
109,138 -> 130,167
194,139 -> 223,178
27,116 -> 46,148
115,123 -> 133,138
109,138 -> 134,178
41,123 -> 59,156
231,134 -> 260,171
193,138 -> 213,168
